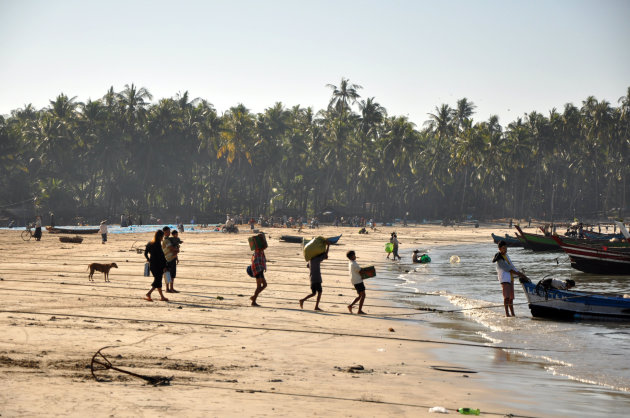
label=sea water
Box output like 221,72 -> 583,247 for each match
377,243 -> 630,412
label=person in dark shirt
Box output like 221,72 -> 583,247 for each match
299,244 -> 329,311
143,229 -> 169,302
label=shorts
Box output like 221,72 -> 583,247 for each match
255,271 -> 265,280
310,282 -> 322,293
166,259 -> 177,279
501,282 -> 514,299
353,282 -> 365,294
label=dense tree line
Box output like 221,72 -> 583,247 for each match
1,80 -> 629,224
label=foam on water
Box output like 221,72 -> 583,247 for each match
378,242 -> 630,393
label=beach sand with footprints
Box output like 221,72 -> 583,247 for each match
1,224 -> 539,417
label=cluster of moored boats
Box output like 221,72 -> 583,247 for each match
492,223 -> 630,322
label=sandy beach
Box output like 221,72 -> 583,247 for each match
0,224 -> 567,416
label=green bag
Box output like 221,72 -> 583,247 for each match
385,242 -> 394,253
303,236 -> 327,261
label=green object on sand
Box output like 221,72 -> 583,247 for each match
457,407 -> 480,415
303,236 -> 328,261
385,242 -> 394,253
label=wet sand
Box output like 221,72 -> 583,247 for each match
1,224 -> 549,416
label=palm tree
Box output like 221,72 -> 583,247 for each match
326,78 -> 362,115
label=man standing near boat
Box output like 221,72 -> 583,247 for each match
493,240 -> 527,317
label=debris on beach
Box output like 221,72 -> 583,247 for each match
90,347 -> 172,386
430,365 -> 477,374
428,406 -> 449,413
334,365 -> 373,374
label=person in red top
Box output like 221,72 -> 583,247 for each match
249,217 -> 255,230
250,248 -> 267,306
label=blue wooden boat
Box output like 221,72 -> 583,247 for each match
280,234 -> 342,244
519,277 -> 630,321
491,233 -> 525,248
326,234 -> 342,244
583,230 -> 624,240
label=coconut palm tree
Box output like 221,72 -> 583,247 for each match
326,78 -> 362,115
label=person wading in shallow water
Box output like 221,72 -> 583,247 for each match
493,240 -> 527,317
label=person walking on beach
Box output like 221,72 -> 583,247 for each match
250,247 -> 267,306
144,229 -> 169,302
33,215 -> 42,241
492,240 -> 526,317
99,220 -> 108,244
299,244 -> 329,311
391,232 -> 401,260
162,226 -> 179,293
346,251 -> 367,314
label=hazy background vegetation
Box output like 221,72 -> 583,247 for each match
1,80 -> 629,225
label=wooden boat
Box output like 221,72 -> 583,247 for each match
58,236 -> 84,243
491,233 -> 526,248
583,230 -> 624,240
280,234 -> 342,245
279,235 -> 304,243
519,277 -> 630,321
47,226 -> 100,234
552,236 -> 630,274
514,225 -> 560,252
326,234 -> 342,244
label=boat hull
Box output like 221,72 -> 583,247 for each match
514,226 -> 560,252
491,233 -> 525,248
47,226 -> 100,234
520,279 -> 630,322
552,236 -> 630,275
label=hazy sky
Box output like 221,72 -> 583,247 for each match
1,0 -> 629,126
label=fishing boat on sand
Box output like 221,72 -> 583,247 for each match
279,234 -> 342,244
519,277 -> 630,321
47,226 -> 100,234
552,236 -> 630,275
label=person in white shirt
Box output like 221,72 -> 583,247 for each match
99,221 -> 108,244
492,240 -> 527,317
346,251 -> 367,315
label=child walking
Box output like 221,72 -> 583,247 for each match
250,247 -> 267,306
346,250 -> 367,314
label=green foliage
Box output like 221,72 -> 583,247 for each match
1,80 -> 629,223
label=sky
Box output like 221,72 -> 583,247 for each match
1,0 -> 629,126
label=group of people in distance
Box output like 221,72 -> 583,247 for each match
142,229 -> 369,314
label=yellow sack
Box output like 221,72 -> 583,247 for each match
303,236 -> 327,261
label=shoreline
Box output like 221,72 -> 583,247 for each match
385,237 -> 630,416
0,224 -> 623,416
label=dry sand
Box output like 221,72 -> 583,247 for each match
0,224 -> 534,417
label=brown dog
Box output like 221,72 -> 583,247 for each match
87,262 -> 118,282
